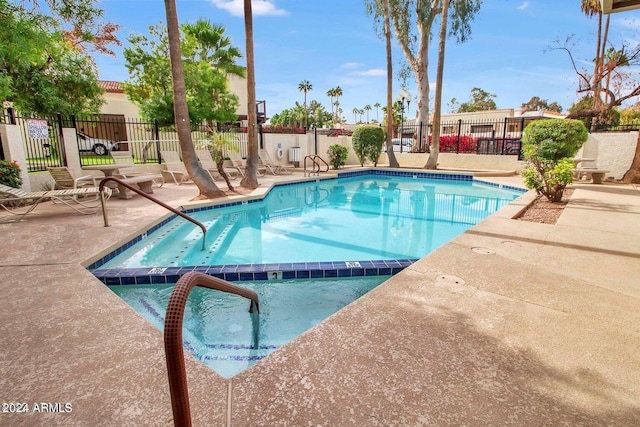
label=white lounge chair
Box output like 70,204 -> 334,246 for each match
195,149 -> 239,181
259,149 -> 294,175
48,167 -> 96,190
110,151 -> 164,187
0,183 -> 111,223
159,151 -> 190,185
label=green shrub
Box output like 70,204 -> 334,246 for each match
327,144 -> 348,169
521,119 -> 587,202
0,160 -> 23,188
351,126 -> 385,166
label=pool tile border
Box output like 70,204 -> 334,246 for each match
91,259 -> 415,286
88,170 -> 525,286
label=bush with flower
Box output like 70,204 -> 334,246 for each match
0,160 -> 23,188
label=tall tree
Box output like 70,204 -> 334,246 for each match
298,80 -> 312,129
163,0 -> 224,198
240,0 -> 260,189
374,102 -> 382,122
455,87 -> 497,112
365,0 -> 399,167
123,20 -> 243,124
326,88 -> 336,124
364,104 -> 372,122
389,0 -> 481,153
1,0 -> 119,115
425,0 -> 450,169
521,96 -> 563,113
333,86 -> 343,123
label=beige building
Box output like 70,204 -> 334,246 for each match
98,74 -> 261,124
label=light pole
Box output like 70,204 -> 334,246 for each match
397,88 -> 411,152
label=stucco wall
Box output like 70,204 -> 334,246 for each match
577,132 -> 638,180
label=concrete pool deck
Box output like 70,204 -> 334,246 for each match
1,170 -> 639,426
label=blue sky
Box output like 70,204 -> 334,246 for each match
95,1 -> 640,121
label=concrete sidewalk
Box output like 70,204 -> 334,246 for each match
1,173 -> 639,426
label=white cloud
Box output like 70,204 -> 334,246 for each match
349,69 -> 386,77
340,62 -> 363,70
210,0 -> 289,17
517,2 -> 529,11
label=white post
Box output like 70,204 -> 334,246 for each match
0,123 -> 31,191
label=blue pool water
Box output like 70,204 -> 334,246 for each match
101,171 -> 523,377
109,276 -> 389,378
96,173 -> 522,278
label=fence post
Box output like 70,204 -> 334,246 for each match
154,119 -> 161,164
456,119 -> 462,154
418,122 -> 424,152
56,113 -> 68,167
6,107 -> 16,125
501,117 -> 508,155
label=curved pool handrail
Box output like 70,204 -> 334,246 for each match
164,272 -> 259,427
303,155 -> 329,176
98,176 -> 208,250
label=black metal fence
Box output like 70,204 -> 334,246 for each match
1,109 -> 65,171
395,117 -> 529,158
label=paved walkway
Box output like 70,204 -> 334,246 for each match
1,172 -> 639,426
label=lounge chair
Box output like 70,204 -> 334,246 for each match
0,183 -> 111,223
159,151 -> 190,185
228,154 -> 266,177
48,167 -> 97,190
259,149 -> 294,175
195,149 -> 239,180
111,151 -> 164,187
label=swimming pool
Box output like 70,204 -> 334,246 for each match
109,276 -> 390,378
90,171 -> 523,285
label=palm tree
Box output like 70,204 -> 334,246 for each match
298,80 -> 312,129
326,88 -> 336,124
352,107 -> 359,123
334,86 -> 343,123
240,0 -> 259,189
374,102 -> 381,122
426,0 -> 450,169
364,104 -> 372,123
163,0 -> 224,198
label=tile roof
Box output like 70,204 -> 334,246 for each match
98,80 -> 124,93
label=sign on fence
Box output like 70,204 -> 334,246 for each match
27,119 -> 49,139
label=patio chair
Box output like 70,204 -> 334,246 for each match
48,167 -> 97,190
0,183 -> 112,223
259,149 -> 294,175
228,153 -> 266,177
195,149 -> 239,181
159,151 -> 191,185
111,151 -> 164,187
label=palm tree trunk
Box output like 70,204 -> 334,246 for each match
383,0 -> 399,168
240,0 -> 259,189
164,0 -> 224,198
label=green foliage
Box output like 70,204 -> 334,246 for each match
521,96 -> 563,113
123,20 -> 243,125
568,95 -> 620,130
270,100 -> 332,129
1,0 -> 109,115
351,126 -> 385,166
521,119 -> 588,202
0,160 -> 23,188
455,87 -> 497,112
327,144 -> 349,170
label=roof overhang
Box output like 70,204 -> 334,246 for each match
601,0 -> 640,13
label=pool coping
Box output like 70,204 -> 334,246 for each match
87,169 -> 525,286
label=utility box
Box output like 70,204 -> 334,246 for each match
289,147 -> 301,166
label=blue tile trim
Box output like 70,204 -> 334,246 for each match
93,258 -> 417,286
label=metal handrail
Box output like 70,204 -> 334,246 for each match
164,272 -> 259,427
98,176 -> 208,250
303,155 -> 329,176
